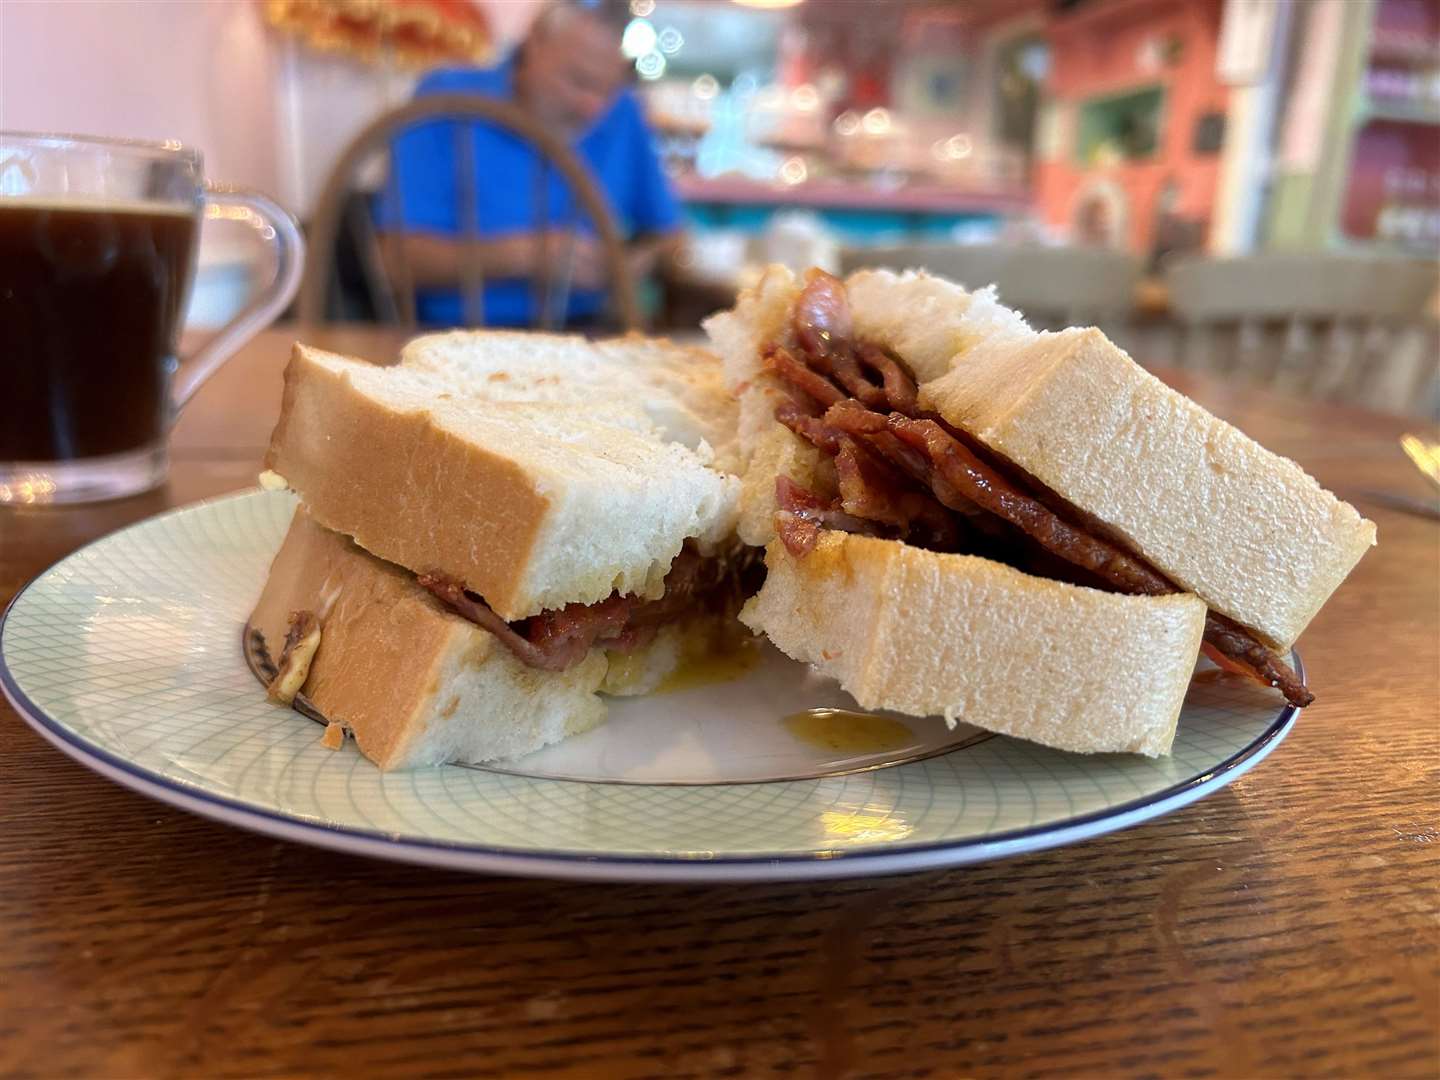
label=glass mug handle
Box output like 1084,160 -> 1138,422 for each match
171,185 -> 306,409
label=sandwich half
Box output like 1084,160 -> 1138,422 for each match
705,267 -> 1375,756
253,332 -> 750,769
250,506 -> 738,768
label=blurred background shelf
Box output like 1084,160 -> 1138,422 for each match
1361,99 -> 1440,125
675,175 -> 1030,215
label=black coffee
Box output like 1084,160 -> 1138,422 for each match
0,200 -> 199,461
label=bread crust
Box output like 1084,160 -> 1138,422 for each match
742,532 -> 1207,756
251,508 -> 744,770
266,344 -> 550,620
253,508 -> 732,768
249,507 -> 598,767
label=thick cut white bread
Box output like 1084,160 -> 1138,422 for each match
921,328 -> 1377,650
265,344 -> 738,620
593,334 -> 742,475
702,265 -> 805,460
844,268 -> 1035,383
399,328 -> 587,370
702,267 -> 813,545
251,507 -> 608,769
736,424 -> 829,545
702,265 -> 1035,545
399,329 -> 741,473
741,532 -> 1208,757
251,508 -> 732,769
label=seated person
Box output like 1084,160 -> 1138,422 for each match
378,0 -> 683,328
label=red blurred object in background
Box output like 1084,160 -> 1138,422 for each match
262,0 -> 493,69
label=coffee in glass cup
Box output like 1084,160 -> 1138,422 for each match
0,133 -> 303,504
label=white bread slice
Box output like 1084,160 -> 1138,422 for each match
921,328 -> 1377,651
399,327 -> 587,371
702,266 -> 1035,545
594,334 -> 742,475
398,329 -> 654,434
251,506 -> 606,768
741,532 -> 1207,757
702,265 -> 806,464
844,267 -> 1035,383
265,344 -> 738,621
251,508 -> 730,769
711,271 -> 827,547
398,329 -> 741,472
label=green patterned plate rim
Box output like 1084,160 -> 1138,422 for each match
0,490 -> 1300,882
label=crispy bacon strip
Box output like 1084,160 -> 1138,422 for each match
776,402 -> 962,551
774,475 -> 885,557
793,270 -> 919,410
856,341 -> 919,415
418,573 -> 581,670
834,438 -> 960,550
529,594 -> 651,664
793,268 -> 853,358
1203,615 -> 1314,707
775,399 -> 841,453
763,344 -> 846,409
885,415 -> 1175,596
820,350 -> 890,409
824,399 -> 933,485
418,548 -> 753,672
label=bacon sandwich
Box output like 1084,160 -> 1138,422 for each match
704,267 -> 1375,756
250,332 -> 750,769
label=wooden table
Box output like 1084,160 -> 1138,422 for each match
2,327 -> 1437,1079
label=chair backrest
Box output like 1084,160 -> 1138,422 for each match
1166,253 -> 1439,413
299,93 -> 640,332
839,242 -> 1142,330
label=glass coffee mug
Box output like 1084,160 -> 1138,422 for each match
0,132 -> 304,504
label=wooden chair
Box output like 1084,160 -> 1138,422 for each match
299,93 -> 640,332
1165,253 -> 1439,414
839,242 -> 1142,332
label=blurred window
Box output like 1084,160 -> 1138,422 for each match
1076,86 -> 1165,165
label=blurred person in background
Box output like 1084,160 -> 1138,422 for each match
378,0 -> 682,328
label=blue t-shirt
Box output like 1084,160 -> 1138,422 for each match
379,59 -> 680,327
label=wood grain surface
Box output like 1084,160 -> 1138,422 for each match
1,327 -> 1437,1080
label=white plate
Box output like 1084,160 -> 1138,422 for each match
1,490 -> 1300,882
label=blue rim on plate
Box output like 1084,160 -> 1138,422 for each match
0,490 -> 1302,883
